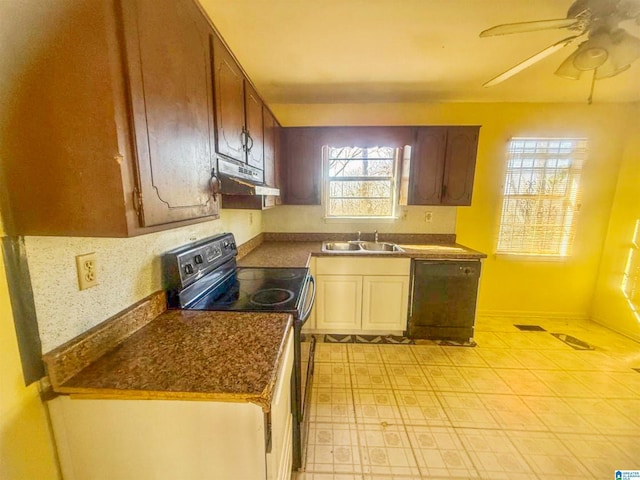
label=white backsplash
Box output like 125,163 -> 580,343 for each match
26,210 -> 261,353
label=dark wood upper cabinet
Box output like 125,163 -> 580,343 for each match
244,82 -> 265,170
263,108 -> 279,208
0,0 -> 219,237
281,128 -> 325,205
263,109 -> 278,188
409,127 -> 448,205
409,126 -> 480,206
121,0 -> 218,227
441,127 -> 480,206
211,36 -> 266,172
211,35 -> 245,163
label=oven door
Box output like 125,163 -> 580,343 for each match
298,274 -> 316,419
293,274 -> 316,469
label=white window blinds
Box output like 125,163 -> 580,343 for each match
497,138 -> 587,257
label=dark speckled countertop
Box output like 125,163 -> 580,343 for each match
238,240 -> 486,268
238,241 -> 322,267
54,310 -> 292,410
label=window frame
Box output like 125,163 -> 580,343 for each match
322,145 -> 401,220
495,137 -> 587,258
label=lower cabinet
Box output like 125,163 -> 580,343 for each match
313,258 -> 410,334
48,332 -> 294,480
316,275 -> 363,331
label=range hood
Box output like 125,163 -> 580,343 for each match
216,157 -> 280,196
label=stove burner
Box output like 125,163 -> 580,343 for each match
237,269 -> 303,281
250,288 -> 295,306
236,270 -> 266,281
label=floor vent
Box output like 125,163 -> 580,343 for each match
514,324 -> 546,331
550,333 -> 595,350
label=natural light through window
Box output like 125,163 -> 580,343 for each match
496,138 -> 586,257
622,219 -> 640,322
324,146 -> 398,218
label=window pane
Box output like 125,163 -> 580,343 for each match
328,198 -> 393,217
329,180 -> 391,198
328,146 -> 394,160
328,159 -> 394,178
325,145 -> 398,218
497,137 -> 585,256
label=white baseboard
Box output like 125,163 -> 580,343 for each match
476,309 -> 589,321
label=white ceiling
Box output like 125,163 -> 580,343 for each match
198,0 -> 640,104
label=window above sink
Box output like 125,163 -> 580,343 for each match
323,145 -> 411,220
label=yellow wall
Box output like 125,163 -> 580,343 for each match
591,103 -> 640,341
272,102 -> 635,318
0,214 -> 60,480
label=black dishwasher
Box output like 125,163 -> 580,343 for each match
408,260 -> 481,341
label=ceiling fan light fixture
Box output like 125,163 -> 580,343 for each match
595,61 -> 631,78
573,46 -> 609,69
555,50 -> 583,79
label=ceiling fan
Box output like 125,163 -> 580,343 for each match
480,0 -> 640,99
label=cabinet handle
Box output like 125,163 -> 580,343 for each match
210,169 -> 220,201
240,128 -> 247,152
246,131 -> 254,153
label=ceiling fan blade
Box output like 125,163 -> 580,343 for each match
480,18 -> 581,37
483,36 -> 581,87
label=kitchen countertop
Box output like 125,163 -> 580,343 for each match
45,234 -> 485,409
51,309 -> 293,410
238,240 -> 486,268
238,241 -> 321,268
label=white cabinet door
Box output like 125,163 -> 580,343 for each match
316,275 -> 362,332
361,275 -> 409,332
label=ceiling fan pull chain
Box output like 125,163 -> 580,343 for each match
587,68 -> 597,105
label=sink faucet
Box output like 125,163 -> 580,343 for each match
374,230 -> 379,243
356,231 -> 361,241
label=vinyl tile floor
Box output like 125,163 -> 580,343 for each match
293,317 -> 640,479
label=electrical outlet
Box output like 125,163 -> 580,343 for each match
76,252 -> 98,290
425,211 -> 433,223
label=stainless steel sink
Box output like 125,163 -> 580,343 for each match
322,241 -> 404,253
358,241 -> 404,252
322,241 -> 361,251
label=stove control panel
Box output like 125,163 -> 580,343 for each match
162,233 -> 238,293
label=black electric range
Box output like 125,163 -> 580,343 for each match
162,233 -> 315,470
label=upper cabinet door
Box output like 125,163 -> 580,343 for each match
212,35 -> 245,162
281,128 -> 323,205
263,109 -> 277,187
441,127 -> 480,206
244,82 -> 264,170
121,0 -> 218,227
409,127 -> 448,205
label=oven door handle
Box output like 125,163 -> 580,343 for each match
299,275 -> 316,324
